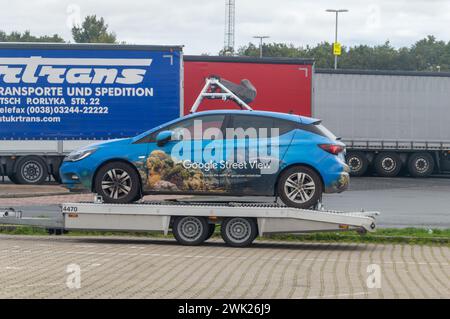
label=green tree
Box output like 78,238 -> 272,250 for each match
410,35 -> 449,71
0,30 -> 64,42
72,15 -> 116,43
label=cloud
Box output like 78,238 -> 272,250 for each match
0,0 -> 449,54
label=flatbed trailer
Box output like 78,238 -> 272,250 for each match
0,198 -> 378,247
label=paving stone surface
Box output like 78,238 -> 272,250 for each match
0,235 -> 448,299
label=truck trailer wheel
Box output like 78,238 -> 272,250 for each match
408,152 -> 434,177
346,152 -> 369,176
15,156 -> 48,184
172,216 -> 209,246
221,217 -> 258,247
374,152 -> 402,177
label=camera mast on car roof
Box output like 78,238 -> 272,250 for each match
189,76 -> 256,113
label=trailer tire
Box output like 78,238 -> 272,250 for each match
374,152 -> 402,177
221,217 -> 258,247
173,216 -> 209,246
408,152 -> 434,177
94,161 -> 140,204
277,166 -> 322,209
346,152 -> 369,176
15,156 -> 48,184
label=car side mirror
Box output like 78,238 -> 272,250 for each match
156,130 -> 173,147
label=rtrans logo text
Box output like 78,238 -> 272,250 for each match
0,57 -> 152,84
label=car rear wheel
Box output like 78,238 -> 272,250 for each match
94,162 -> 140,204
346,152 -> 369,176
408,152 -> 434,177
277,166 -> 322,209
374,152 -> 402,177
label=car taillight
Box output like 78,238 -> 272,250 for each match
319,144 -> 345,155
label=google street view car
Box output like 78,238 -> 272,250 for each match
60,78 -> 349,209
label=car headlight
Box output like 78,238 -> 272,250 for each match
64,148 -> 97,162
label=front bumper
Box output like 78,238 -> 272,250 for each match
59,161 -> 94,192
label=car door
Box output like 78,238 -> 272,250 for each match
223,114 -> 298,195
142,114 -> 227,194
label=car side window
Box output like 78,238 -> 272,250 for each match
168,114 -> 225,140
139,115 -> 225,143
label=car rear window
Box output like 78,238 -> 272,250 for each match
297,121 -> 337,140
314,123 -> 337,140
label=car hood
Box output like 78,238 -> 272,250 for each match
78,138 -> 132,151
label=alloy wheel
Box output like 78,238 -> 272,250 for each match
283,172 -> 316,204
101,168 -> 132,200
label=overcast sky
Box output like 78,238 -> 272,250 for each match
1,0 -> 450,54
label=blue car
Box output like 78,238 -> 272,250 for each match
60,110 -> 349,208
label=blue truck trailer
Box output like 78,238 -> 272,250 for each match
0,43 -> 183,184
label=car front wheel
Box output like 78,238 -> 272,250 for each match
277,166 -> 322,209
94,162 -> 140,204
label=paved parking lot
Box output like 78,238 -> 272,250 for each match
0,235 -> 448,298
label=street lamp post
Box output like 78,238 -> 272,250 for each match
326,9 -> 348,69
253,36 -> 270,58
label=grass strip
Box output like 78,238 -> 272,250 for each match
0,225 -> 449,245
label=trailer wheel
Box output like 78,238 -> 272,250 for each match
277,166 -> 322,209
346,152 -> 369,176
221,217 -> 258,247
374,152 -> 402,177
408,152 -> 434,177
172,216 -> 209,246
15,156 -> 48,184
205,224 -> 216,240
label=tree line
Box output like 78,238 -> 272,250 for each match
1,14 -> 449,71
237,36 -> 450,71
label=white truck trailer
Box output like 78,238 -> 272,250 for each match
314,69 -> 450,177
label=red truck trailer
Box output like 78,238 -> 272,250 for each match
183,56 -> 314,116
